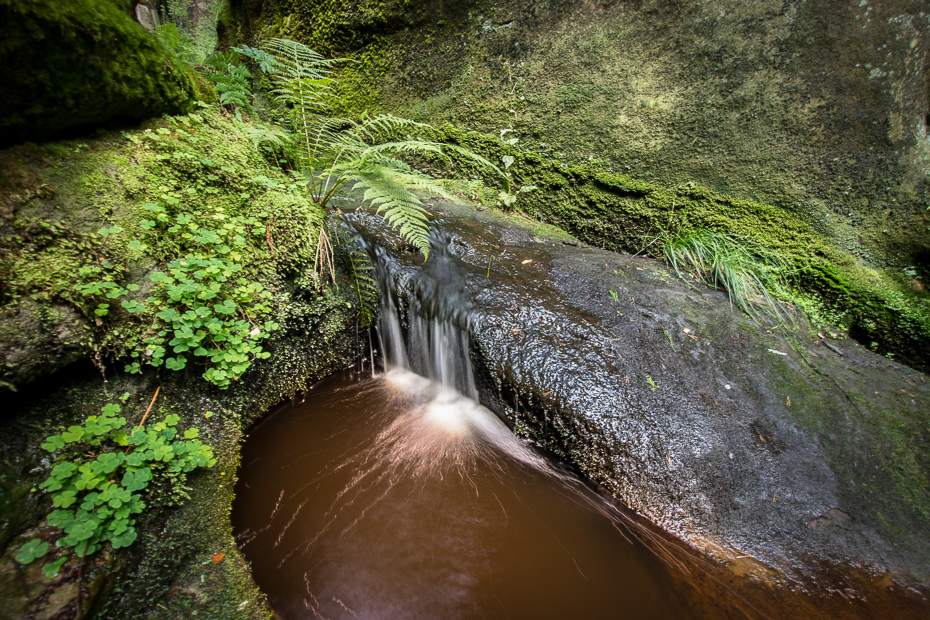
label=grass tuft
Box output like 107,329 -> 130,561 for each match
661,229 -> 792,325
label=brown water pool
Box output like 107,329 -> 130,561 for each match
231,368 -> 928,620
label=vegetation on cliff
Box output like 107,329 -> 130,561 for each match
0,0 -> 205,147
0,95 -> 363,616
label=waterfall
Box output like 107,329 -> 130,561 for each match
233,226 -> 696,620
372,234 -> 479,400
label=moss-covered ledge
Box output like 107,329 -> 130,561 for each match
0,0 -> 201,147
399,124 -> 930,372
0,102 -> 365,617
0,289 -> 357,619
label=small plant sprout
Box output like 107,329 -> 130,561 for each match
608,290 -> 623,316
495,130 -> 538,209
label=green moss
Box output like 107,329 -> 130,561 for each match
0,0 -> 197,146
0,104 -> 369,391
0,104 -> 361,618
396,123 -> 930,371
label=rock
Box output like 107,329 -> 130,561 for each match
0,0 -> 199,147
0,558 -> 30,620
232,0 -> 930,271
355,200 -> 930,599
34,581 -> 77,620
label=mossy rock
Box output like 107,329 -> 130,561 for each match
227,0 -> 930,283
0,0 -> 199,147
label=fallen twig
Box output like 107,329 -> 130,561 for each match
137,386 -> 161,428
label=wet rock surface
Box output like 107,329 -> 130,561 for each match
351,201 -> 930,606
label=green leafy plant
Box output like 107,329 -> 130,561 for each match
74,206 -> 281,389
205,52 -> 253,119
608,290 -> 623,316
29,403 -> 215,572
239,38 -> 502,259
15,539 -> 48,564
497,131 -> 537,209
333,226 -> 380,327
659,229 -> 792,324
643,373 -> 659,391
130,206 -> 279,388
242,125 -> 296,168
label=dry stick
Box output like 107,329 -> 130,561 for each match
116,386 -> 163,470
137,386 -> 161,429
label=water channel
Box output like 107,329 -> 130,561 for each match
232,221 -> 929,619
232,231 -> 751,619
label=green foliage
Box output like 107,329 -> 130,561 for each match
158,0 -> 223,63
242,125 -> 297,168
154,23 -> 197,62
0,218 -> 119,308
33,403 -> 215,567
242,38 -> 502,259
15,538 -> 48,564
233,45 -> 280,74
333,228 -> 379,327
608,290 -> 622,316
660,229 -> 792,325
73,205 -> 281,388
496,130 -> 537,208
643,373 -> 659,391
205,52 -> 253,117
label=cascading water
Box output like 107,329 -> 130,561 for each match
231,232 -> 726,620
368,236 -> 559,477
372,236 -> 480,401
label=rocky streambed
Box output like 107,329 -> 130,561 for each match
349,199 -> 930,616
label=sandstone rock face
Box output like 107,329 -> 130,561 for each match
232,0 -> 930,271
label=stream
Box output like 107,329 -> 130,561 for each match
232,212 -> 930,619
232,229 -> 752,619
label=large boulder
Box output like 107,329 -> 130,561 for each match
356,200 -> 930,609
1,0 -> 199,147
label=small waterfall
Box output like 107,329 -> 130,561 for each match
360,233 -> 559,475
372,234 -> 479,400
233,226 -> 700,620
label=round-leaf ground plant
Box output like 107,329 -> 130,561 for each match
29,403 -> 216,574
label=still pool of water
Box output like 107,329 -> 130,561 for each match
233,368 -> 714,620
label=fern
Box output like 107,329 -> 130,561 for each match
242,126 -> 296,167
334,229 -> 380,327
253,39 -> 502,262
205,53 -> 253,115
233,45 -> 280,74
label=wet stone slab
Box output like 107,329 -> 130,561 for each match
348,200 -> 930,611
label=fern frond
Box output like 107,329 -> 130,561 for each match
357,140 -> 446,163
263,39 -> 342,80
335,234 -> 380,327
443,143 -> 507,179
378,166 -> 460,202
352,114 -> 433,144
242,126 -> 294,151
205,53 -> 253,113
343,164 -> 431,257
233,45 -> 280,74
